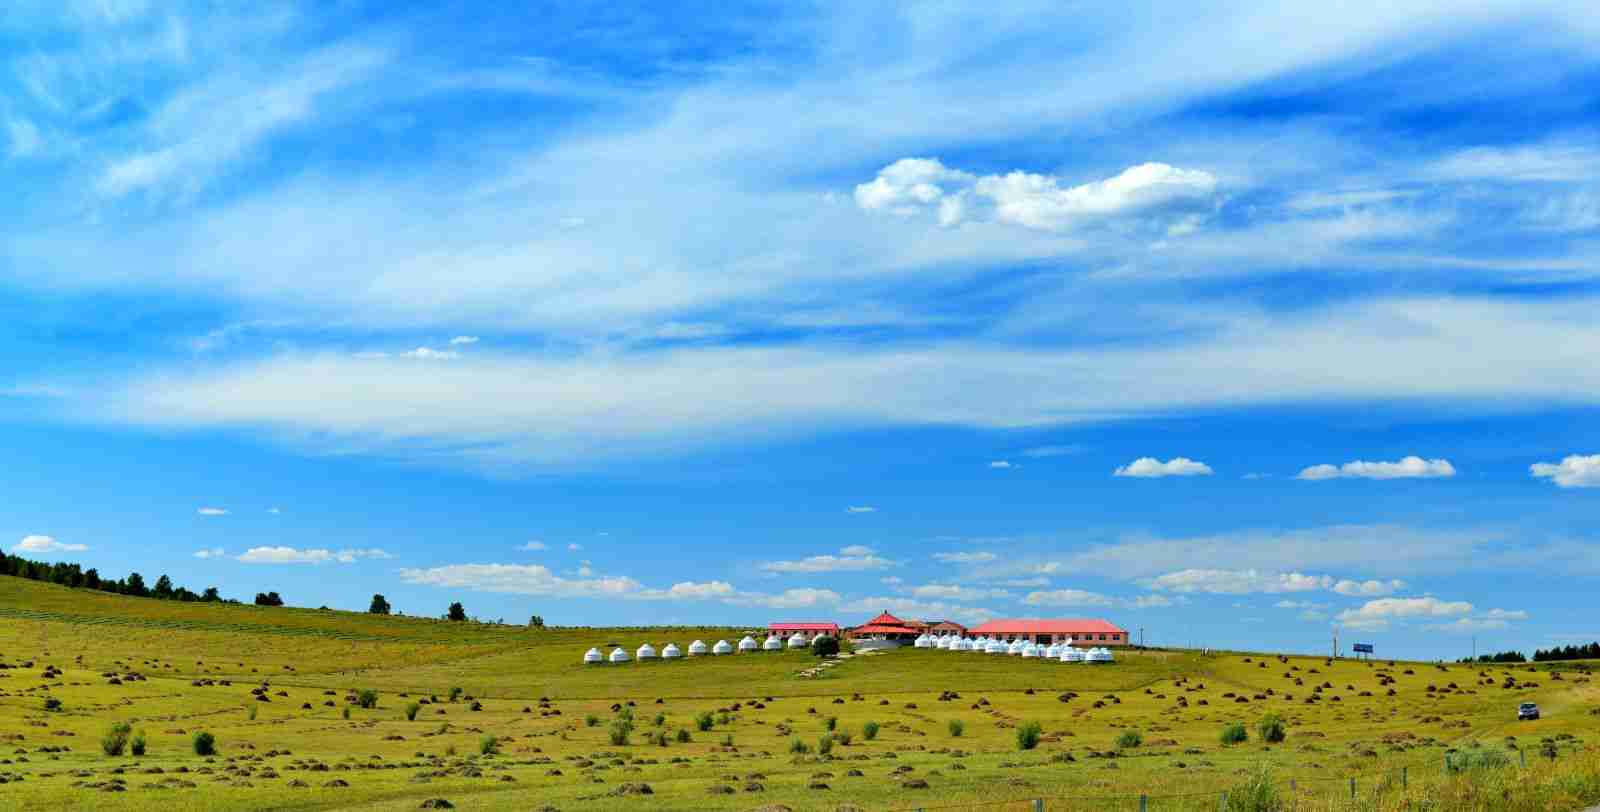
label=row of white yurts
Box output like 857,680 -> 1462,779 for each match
912,633 -> 1114,662
583,632 -> 833,664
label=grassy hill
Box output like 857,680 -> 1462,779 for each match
1,576 -> 1597,810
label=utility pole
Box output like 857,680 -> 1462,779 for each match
1332,627 -> 1339,659
1139,627 -> 1145,648
1472,636 -> 1476,661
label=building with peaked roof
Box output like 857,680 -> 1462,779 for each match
768,622 -> 841,637
845,610 -> 923,642
925,620 -> 967,636
967,619 -> 1129,646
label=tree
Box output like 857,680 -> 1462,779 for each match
254,591 -> 284,607
201,586 -> 221,602
368,594 -> 391,615
447,602 -> 467,622
153,575 -> 174,598
812,635 -> 841,657
528,615 -> 545,629
125,572 -> 149,597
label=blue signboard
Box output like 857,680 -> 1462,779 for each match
1352,643 -> 1374,654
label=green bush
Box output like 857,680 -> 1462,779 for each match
695,711 -> 715,731
1220,722 -> 1249,745
948,719 -> 965,737
1256,713 -> 1287,744
130,730 -> 147,757
675,728 -> 692,743
863,721 -> 880,740
835,730 -> 853,746
42,696 -> 62,712
824,716 -> 837,731
356,689 -> 379,709
248,704 -> 258,721
818,734 -> 834,755
102,722 -> 133,756
652,713 -> 666,727
812,636 -> 841,657
405,702 -> 421,721
789,737 -> 811,754
192,730 -> 217,756
585,714 -> 600,727
341,705 -> 351,720
608,718 -> 633,746
479,735 -> 499,755
1448,749 -> 1512,773
1116,729 -> 1143,749
1223,764 -> 1282,812
649,730 -> 669,747
1017,721 -> 1043,751
448,686 -> 463,702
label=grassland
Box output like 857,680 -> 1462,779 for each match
1,576 -> 1598,811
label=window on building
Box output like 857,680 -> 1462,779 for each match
1098,634 -> 1106,640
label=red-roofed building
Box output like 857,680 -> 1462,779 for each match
768,622 -> 841,637
845,611 -> 922,642
967,619 -> 1129,646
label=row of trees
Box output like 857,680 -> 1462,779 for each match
0,551 -> 231,604
1463,650 -> 1528,663
1533,642 -> 1600,662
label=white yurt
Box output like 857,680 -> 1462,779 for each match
688,639 -> 709,657
939,636 -> 955,650
583,647 -> 604,665
974,636 -> 992,652
1045,643 -> 1061,659
636,642 -> 658,661
713,639 -> 734,655
913,633 -> 931,648
608,647 -> 631,664
1061,645 -> 1085,663
1007,639 -> 1027,656
1086,647 -> 1114,663
985,638 -> 1007,654
1020,642 -> 1039,658
961,638 -> 976,651
662,643 -> 683,659
787,632 -> 808,649
763,635 -> 783,651
738,635 -> 759,653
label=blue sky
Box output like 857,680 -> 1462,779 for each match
3,1 -> 1599,660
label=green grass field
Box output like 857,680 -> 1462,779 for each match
2,576 -> 1598,811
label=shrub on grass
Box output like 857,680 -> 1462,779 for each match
102,722 -> 133,756
342,706 -> 351,720
608,718 -> 633,746
695,711 -> 715,732
1116,729 -> 1143,750
406,702 -> 422,721
653,713 -> 666,727
824,716 -> 837,731
1223,764 -> 1281,811
130,730 -> 147,757
1448,749 -> 1511,773
585,714 -> 600,727
192,730 -> 217,756
836,730 -> 853,746
818,734 -> 834,755
948,719 -> 965,738
1256,713 -> 1287,744
479,735 -> 499,756
649,730 -> 669,747
863,721 -> 880,741
356,689 -> 379,709
1017,721 -> 1043,751
1220,722 -> 1249,746
248,704 -> 258,721
789,737 -> 811,755
448,686 -> 463,702
812,636 -> 841,657
42,696 -> 62,712
675,728 -> 691,743
717,711 -> 732,726
720,734 -> 734,747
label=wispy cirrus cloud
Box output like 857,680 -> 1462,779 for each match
237,546 -> 392,564
761,547 -> 896,574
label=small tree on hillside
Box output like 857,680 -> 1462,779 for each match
528,615 -> 545,628
254,591 -> 284,607
201,586 -> 221,602
369,594 -> 391,615
153,575 -> 174,598
812,635 -> 841,658
447,602 -> 467,622
125,572 -> 149,597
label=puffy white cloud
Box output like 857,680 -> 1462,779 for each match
761,548 -> 896,573
1530,454 -> 1600,488
1114,457 -> 1213,478
845,506 -> 877,514
1336,596 -> 1473,631
1332,578 -> 1405,596
398,562 -> 642,597
1297,456 -> 1455,480
856,159 -> 1218,232
193,547 -> 226,559
13,535 -> 87,554
908,584 -> 1011,602
1022,589 -> 1172,609
633,580 -> 738,601
403,347 -> 459,360
237,546 -> 391,564
448,336 -> 480,345
1147,569 -> 1332,594
197,506 -> 227,516
728,587 -> 843,609
932,551 -> 997,564
519,541 -> 548,551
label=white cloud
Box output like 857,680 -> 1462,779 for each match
998,577 -> 1050,588
237,546 -> 391,564
761,549 -> 897,574
838,595 -> 998,624
1336,596 -> 1473,631
448,336 -> 480,345
845,506 -> 877,514
909,583 -> 1011,602
1020,445 -> 1083,458
1146,569 -> 1332,594
6,116 -> 42,158
403,347 -> 459,360
988,460 -> 1016,469
856,158 -> 1218,232
1423,608 -> 1529,634
1332,578 -> 1406,596
1021,588 -> 1172,610
1426,145 -> 1600,183
632,580 -> 738,601
398,562 -> 642,597
519,540 -> 548,551
1273,600 -> 1327,610
1530,454 -> 1600,488
193,547 -> 226,559
727,587 -> 843,610
932,551 -> 997,564
1114,457 -> 1213,478
197,506 -> 228,516
13,535 -> 87,554
267,506 -> 282,514
838,544 -> 875,556
1297,456 -> 1455,480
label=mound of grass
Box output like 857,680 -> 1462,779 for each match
130,729 -> 147,757
695,711 -> 714,731
42,696 -> 62,712
608,718 -> 633,746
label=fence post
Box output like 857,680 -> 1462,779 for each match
1350,777 -> 1356,799
1139,795 -> 1148,812
1520,748 -> 1527,768
1034,801 -> 1043,812
1402,765 -> 1408,788
1220,790 -> 1229,810
1289,778 -> 1297,811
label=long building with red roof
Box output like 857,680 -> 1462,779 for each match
967,618 -> 1129,646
